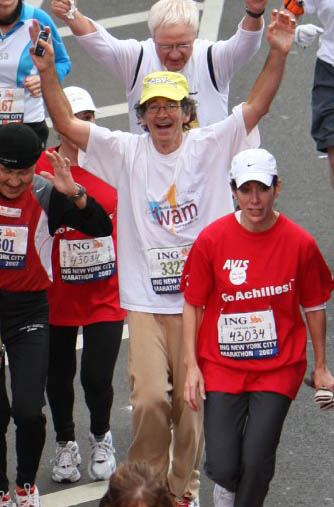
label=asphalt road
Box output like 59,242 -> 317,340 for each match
5,1 -> 334,506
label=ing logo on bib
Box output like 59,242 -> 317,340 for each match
222,259 -> 249,286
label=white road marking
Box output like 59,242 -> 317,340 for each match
28,0 -> 44,6
46,103 -> 129,127
198,0 -> 224,41
12,481 -> 108,507
40,481 -> 108,507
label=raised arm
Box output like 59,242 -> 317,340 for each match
29,21 -> 89,152
242,9 -> 296,134
51,0 -> 96,35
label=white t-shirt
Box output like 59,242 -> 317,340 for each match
304,0 -> 334,65
76,20 -> 263,133
79,104 -> 260,313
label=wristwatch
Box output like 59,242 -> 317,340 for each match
67,183 -> 86,201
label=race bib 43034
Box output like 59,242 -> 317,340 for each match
59,236 -> 116,283
218,309 -> 278,360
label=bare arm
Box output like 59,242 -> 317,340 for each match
242,9 -> 296,133
29,20 -> 89,151
51,0 -> 96,35
305,309 -> 334,390
183,301 -> 205,411
242,0 -> 267,31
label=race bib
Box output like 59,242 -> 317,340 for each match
218,309 -> 278,360
0,88 -> 24,124
147,243 -> 192,294
59,236 -> 116,283
0,225 -> 28,269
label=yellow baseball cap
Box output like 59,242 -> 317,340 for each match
140,71 -> 190,104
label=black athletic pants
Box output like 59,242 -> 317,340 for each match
204,391 -> 292,507
46,321 -> 124,442
0,290 -> 49,492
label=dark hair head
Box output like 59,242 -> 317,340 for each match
230,175 -> 279,192
99,462 -> 174,507
134,97 -> 197,132
0,123 -> 42,169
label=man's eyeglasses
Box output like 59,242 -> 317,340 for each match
146,104 -> 182,114
156,43 -> 192,52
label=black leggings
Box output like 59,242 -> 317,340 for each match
0,290 -> 49,491
204,391 -> 291,507
46,320 -> 124,442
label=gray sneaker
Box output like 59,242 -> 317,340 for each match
88,431 -> 116,480
51,441 -> 81,483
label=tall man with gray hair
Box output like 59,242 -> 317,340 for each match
30,9 -> 296,506
51,0 -> 267,133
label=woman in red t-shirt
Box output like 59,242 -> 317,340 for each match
181,148 -> 334,507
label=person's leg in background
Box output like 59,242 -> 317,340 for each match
2,290 -> 49,506
311,58 -> 334,190
81,320 -> 123,480
46,325 -> 82,483
327,146 -> 334,189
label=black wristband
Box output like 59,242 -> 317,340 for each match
245,7 -> 265,18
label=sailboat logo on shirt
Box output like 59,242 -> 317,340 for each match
222,259 -> 249,286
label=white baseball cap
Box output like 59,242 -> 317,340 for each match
64,86 -> 97,114
229,149 -> 278,188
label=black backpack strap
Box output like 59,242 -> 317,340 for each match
131,45 -> 144,91
207,44 -> 219,92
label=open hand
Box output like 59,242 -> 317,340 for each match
40,150 -> 78,196
266,9 -> 296,54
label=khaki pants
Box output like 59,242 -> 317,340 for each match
127,311 -> 204,499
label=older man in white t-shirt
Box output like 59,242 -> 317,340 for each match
51,0 -> 267,134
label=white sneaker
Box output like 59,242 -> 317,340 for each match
51,441 -> 81,483
213,484 -> 235,507
0,491 -> 12,507
88,430 -> 116,480
13,484 -> 40,507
